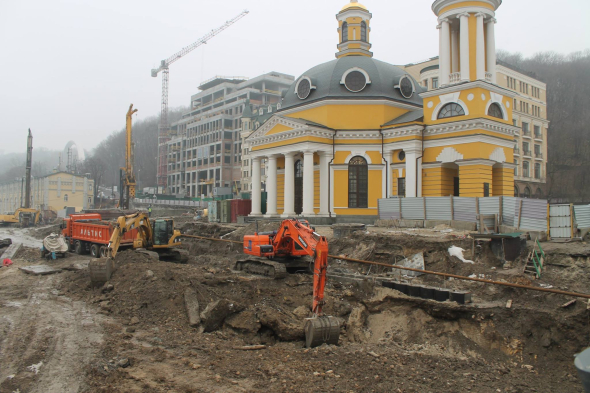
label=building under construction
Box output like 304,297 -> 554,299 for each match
166,72 -> 294,197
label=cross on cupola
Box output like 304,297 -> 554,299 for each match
336,0 -> 373,58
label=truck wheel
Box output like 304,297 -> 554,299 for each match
99,246 -> 107,258
74,240 -> 85,255
90,244 -> 100,258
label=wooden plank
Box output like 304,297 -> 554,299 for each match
517,200 -> 523,230
450,195 -> 455,221
499,196 -> 503,226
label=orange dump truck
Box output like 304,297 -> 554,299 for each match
61,214 -> 139,257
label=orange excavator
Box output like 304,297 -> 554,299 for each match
236,219 -> 341,348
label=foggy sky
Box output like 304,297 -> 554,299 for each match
1,0 -> 588,155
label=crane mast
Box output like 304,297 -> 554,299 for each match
152,10 -> 249,189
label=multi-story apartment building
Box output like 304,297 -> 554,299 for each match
166,72 -> 294,197
403,57 -> 549,198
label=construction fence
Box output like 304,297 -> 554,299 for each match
378,196 -> 548,232
134,198 -> 207,208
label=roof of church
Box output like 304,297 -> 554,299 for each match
279,56 -> 425,111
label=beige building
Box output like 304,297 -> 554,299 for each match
403,57 -> 549,198
0,172 -> 94,214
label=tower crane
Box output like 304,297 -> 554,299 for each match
151,10 -> 250,188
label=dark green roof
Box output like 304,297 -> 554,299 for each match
383,110 -> 424,127
420,65 -> 439,74
280,56 -> 425,111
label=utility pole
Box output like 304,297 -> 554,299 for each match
24,129 -> 33,209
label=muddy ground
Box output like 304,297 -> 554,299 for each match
0,218 -> 589,392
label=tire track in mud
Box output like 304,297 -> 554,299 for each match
0,269 -> 105,393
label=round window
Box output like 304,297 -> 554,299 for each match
398,75 -> 414,98
398,151 -> 406,161
345,71 -> 367,92
296,78 -> 312,100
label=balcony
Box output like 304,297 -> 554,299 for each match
485,72 -> 493,82
449,72 -> 461,84
523,150 -> 532,158
513,148 -> 520,155
522,130 -> 531,138
535,152 -> 544,160
534,133 -> 543,141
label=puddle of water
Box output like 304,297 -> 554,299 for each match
0,227 -> 43,248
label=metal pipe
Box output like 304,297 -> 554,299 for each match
179,235 -> 590,299
327,254 -> 590,299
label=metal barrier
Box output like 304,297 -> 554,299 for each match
378,196 -> 549,232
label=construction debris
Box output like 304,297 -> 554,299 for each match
19,265 -> 62,275
184,287 -> 201,327
1,242 -> 22,261
561,299 -> 577,308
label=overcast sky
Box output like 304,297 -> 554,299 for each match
1,0 -> 588,155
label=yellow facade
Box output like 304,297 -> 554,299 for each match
245,0 -> 518,218
0,172 -> 94,214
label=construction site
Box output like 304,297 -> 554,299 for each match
0,204 -> 589,392
2,0 -> 590,392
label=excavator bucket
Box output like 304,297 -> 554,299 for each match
304,316 -> 341,348
88,258 -> 115,286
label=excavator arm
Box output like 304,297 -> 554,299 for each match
106,212 -> 153,259
242,219 -> 340,347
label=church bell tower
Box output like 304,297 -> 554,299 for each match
336,0 -> 373,58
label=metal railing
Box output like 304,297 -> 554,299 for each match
485,72 -> 493,82
523,150 -> 532,157
535,152 -> 543,159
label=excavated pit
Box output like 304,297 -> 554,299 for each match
46,223 -> 590,392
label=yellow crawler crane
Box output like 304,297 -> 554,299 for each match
119,104 -> 138,210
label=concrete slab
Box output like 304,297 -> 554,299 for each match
1,243 -> 22,260
19,265 -> 63,275
62,260 -> 90,271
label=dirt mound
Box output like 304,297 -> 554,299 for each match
27,224 -> 62,240
180,222 -> 237,238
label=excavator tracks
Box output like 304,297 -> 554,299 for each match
234,258 -> 287,279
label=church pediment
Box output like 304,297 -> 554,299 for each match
245,115 -> 335,148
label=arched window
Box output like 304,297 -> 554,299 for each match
361,21 -> 367,42
348,156 -> 368,208
524,187 -> 531,198
488,103 -> 503,119
514,186 -> 519,197
437,103 -> 465,119
342,22 -> 349,43
535,188 -> 543,199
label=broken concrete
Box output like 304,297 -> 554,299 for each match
19,265 -> 62,275
1,242 -> 22,260
225,310 -> 261,333
256,306 -> 304,341
200,299 -> 244,332
346,305 -> 368,343
184,287 -> 200,327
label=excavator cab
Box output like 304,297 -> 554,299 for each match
152,219 -> 174,246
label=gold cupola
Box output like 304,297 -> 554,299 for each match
336,0 -> 373,58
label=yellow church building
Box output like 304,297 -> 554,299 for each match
245,0 -> 517,218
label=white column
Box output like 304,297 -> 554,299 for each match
282,152 -> 296,217
302,150 -> 315,216
439,18 -> 451,86
458,12 -> 471,81
475,13 -> 486,80
250,157 -> 262,216
486,18 -> 497,84
405,150 -> 418,198
385,151 -> 394,197
265,154 -> 278,217
319,152 -> 330,216
451,29 -> 459,73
